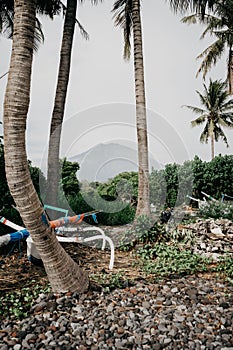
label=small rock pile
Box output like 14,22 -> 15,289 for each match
0,275 -> 233,350
177,219 -> 233,261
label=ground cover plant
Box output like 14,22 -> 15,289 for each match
1,211 -> 233,321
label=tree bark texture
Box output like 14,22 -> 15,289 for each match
132,0 -> 150,216
3,0 -> 89,293
46,0 -> 77,210
228,48 -> 233,95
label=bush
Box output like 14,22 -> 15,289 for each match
66,193 -> 135,226
118,216 -> 168,251
199,201 -> 233,220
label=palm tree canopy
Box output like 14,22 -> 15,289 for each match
0,0 -> 63,50
0,0 -> 101,51
185,79 -> 233,146
181,1 -> 233,80
168,0 -> 215,17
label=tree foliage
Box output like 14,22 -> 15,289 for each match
185,79 -> 233,159
1,152 -> 232,228
61,158 -> 80,196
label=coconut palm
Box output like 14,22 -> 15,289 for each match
185,79 -> 233,159
0,0 -> 62,51
112,0 -> 150,217
46,0 -> 78,210
3,0 -> 88,293
182,1 -> 233,94
46,0 -> 101,210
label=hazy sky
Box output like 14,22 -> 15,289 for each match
0,0 -> 232,172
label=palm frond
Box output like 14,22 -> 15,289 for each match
218,113 -> 233,127
0,7 -> 14,39
36,0 -> 63,19
168,0 -> 215,18
196,89 -> 210,108
183,104 -> 205,115
112,0 -> 133,60
181,14 -> 201,25
214,125 -> 229,146
191,114 -> 207,126
33,18 -> 45,52
200,16 -> 223,39
196,39 -> 225,78
76,19 -> 89,40
200,123 -> 210,143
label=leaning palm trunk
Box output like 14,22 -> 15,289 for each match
132,0 -> 150,216
3,0 -> 88,293
46,0 -> 77,209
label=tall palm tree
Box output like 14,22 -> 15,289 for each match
46,0 -> 78,210
46,0 -> 101,210
3,0 -> 89,293
185,79 -> 233,159
112,0 -> 150,217
182,0 -> 233,94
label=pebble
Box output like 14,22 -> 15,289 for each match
0,275 -> 232,349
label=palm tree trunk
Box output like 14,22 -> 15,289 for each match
132,0 -> 150,217
211,133 -> 215,160
3,0 -> 88,294
228,48 -> 233,95
46,0 -> 77,210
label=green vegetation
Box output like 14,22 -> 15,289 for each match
119,215 -> 168,251
184,79 -> 233,159
199,201 -> 233,220
215,255 -> 233,278
136,243 -> 210,277
1,151 -> 233,229
90,272 -> 130,293
0,282 -> 51,320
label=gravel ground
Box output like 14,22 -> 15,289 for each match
1,275 -> 233,350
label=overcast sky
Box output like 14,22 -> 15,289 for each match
0,0 -> 232,173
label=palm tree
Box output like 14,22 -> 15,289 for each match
112,0 -> 150,217
184,79 -> 233,159
182,0 -> 233,94
3,0 -> 88,294
46,0 -> 78,210
46,0 -> 101,210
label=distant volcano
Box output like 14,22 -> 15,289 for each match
69,142 -> 161,182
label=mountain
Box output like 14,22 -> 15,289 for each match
69,142 -> 161,182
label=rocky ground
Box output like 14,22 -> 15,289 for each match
0,219 -> 233,350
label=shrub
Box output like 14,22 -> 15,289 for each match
199,201 -> 233,220
137,243 -> 210,277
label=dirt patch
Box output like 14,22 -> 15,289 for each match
0,240 -> 142,295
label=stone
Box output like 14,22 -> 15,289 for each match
13,345 -> 21,350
